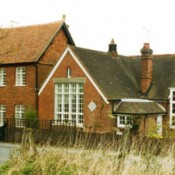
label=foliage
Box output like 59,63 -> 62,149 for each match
24,110 -> 38,128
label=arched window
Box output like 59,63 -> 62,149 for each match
67,67 -> 71,78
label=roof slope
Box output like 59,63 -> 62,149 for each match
70,46 -> 141,100
114,102 -> 166,114
0,21 -> 74,64
70,46 -> 175,100
148,55 -> 175,100
129,54 -> 175,100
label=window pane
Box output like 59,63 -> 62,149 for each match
15,105 -> 25,127
16,67 -> 26,85
0,68 -> 6,86
71,115 -> 76,122
172,116 -> 175,126
126,116 -> 132,125
55,83 -> 84,127
57,84 -> 62,93
71,94 -> 76,113
173,104 -> 175,113
71,84 -> 76,93
64,84 -> 69,93
173,91 -> 175,101
78,115 -> 83,124
0,105 -> 6,126
119,116 -> 125,124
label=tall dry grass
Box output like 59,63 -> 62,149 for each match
1,133 -> 175,175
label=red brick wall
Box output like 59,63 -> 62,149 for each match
38,29 -> 69,88
0,64 -> 37,118
39,52 -> 115,133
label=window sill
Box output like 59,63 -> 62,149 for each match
117,125 -> 132,129
170,125 -> 175,129
52,121 -> 83,128
0,85 -> 6,87
15,85 -> 26,87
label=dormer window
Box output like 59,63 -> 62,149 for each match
169,89 -> 175,128
67,67 -> 71,78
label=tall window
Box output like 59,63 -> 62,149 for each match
117,115 -> 133,128
0,68 -> 6,86
55,83 -> 84,127
170,89 -> 175,128
15,105 -> 25,127
67,67 -> 71,78
16,67 -> 26,86
0,105 -> 6,126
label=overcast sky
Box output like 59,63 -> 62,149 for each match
1,0 -> 175,55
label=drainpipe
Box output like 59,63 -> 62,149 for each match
35,64 -> 39,114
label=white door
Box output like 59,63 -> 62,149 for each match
157,115 -> 162,135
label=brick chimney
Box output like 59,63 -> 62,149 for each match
108,38 -> 118,57
140,43 -> 153,94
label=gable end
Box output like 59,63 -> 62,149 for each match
38,47 -> 109,104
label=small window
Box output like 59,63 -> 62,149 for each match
170,89 -> 175,128
67,67 -> 71,78
0,105 -> 6,126
16,67 -> 26,86
117,115 -> 133,128
0,68 -> 6,86
15,105 -> 25,127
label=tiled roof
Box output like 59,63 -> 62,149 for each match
0,21 -> 72,64
130,55 -> 175,100
70,46 -> 141,100
114,102 -> 166,114
69,46 -> 175,100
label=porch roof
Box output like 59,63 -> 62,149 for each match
114,102 -> 166,115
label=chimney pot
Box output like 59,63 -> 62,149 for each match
108,38 -> 118,57
141,43 -> 153,55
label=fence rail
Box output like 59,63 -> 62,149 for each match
2,118 -> 76,131
0,118 -> 77,143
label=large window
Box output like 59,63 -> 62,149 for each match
15,105 -> 25,127
0,68 -> 6,86
117,115 -> 133,128
170,89 -> 175,128
16,67 -> 26,86
55,83 -> 84,127
0,105 -> 6,126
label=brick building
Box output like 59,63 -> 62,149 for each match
0,20 -> 175,137
0,20 -> 75,126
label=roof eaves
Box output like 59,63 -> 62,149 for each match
114,112 -> 166,115
0,61 -> 37,66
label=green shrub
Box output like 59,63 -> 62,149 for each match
24,110 -> 38,128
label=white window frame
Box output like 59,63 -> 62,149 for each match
15,105 -> 25,127
67,67 -> 71,78
0,68 -> 6,86
16,67 -> 26,86
157,115 -> 162,135
55,83 -> 84,127
117,115 -> 133,128
169,88 -> 175,128
0,105 -> 6,126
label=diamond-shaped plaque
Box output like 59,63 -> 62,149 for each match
88,101 -> 97,112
